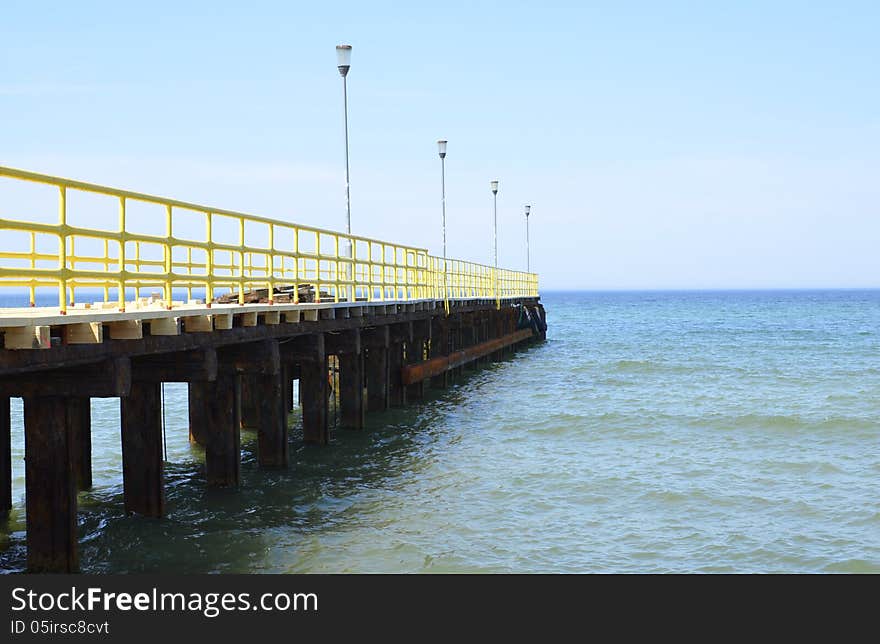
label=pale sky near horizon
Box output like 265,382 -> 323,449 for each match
2,1 -> 878,289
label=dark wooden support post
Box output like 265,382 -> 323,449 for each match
430,317 -> 449,388
405,341 -> 425,400
461,314 -> 476,371
388,342 -> 406,406
364,326 -> 390,412
388,323 -> 411,407
406,318 -> 430,400
240,375 -> 259,430
188,382 -> 208,446
255,371 -> 287,468
493,310 -> 505,361
366,348 -> 389,411
204,340 -> 278,478
476,314 -> 486,364
203,371 -> 240,487
338,352 -> 364,429
283,334 -> 328,445
537,303 -> 547,340
282,364 -> 293,414
454,318 -> 465,377
4,359 -> 130,572
132,349 -> 217,449
120,381 -> 165,517
1,396 -> 11,517
446,317 -> 457,381
326,329 -> 363,430
23,396 -> 77,573
67,398 -> 92,491
300,357 -> 328,444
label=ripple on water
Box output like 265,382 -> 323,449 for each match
1,290 -> 879,573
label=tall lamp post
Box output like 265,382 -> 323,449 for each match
524,204 -> 531,273
438,140 -> 448,312
491,180 -> 499,309
336,44 -> 354,300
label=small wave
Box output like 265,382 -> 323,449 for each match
614,359 -> 653,372
610,359 -> 696,375
687,412 -> 879,433
822,559 -> 880,573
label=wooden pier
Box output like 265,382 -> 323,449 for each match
0,165 -> 545,572
0,297 -> 545,572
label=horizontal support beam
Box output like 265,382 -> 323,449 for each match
219,340 -> 280,375
0,357 -> 130,397
389,322 -> 414,344
324,329 -> 360,356
280,333 -> 325,363
362,325 -> 390,349
401,328 -> 534,385
0,299 -> 541,377
132,348 -> 217,382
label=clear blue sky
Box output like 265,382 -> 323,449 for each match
2,1 -> 878,289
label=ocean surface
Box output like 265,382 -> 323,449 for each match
1,289 -> 879,573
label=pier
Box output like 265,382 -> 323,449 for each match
0,166 -> 545,572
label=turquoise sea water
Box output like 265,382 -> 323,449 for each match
1,290 -> 879,573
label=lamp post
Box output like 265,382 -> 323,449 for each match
491,180 -> 499,308
336,44 -> 353,300
524,204 -> 531,273
438,140 -> 448,311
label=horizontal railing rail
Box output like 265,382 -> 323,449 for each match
0,166 -> 538,313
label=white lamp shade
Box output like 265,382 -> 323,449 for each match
437,139 -> 447,157
525,205 -> 531,216
336,44 -> 352,68
490,180 -> 499,193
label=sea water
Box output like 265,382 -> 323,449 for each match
1,290 -> 878,573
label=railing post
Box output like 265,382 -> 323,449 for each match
238,216 -> 245,305
164,205 -> 173,309
268,222 -> 275,304
28,232 -> 36,306
58,186 -> 67,314
205,211 -> 213,306
334,234 -> 340,303
118,196 -> 126,311
293,227 -> 300,303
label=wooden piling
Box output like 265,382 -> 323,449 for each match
388,342 -> 406,407
121,381 -> 165,517
338,352 -> 365,429
387,323 -> 411,407
364,326 -> 390,412
366,347 -> 389,412
282,364 -> 293,414
430,317 -> 449,388
24,396 -> 77,573
240,375 -> 259,430
67,398 -> 92,491
203,371 -> 241,487
255,372 -> 287,468
1,396 -> 10,517
300,357 -> 329,444
405,338 -> 425,400
281,334 -> 328,445
188,382 -> 208,446
406,319 -> 430,400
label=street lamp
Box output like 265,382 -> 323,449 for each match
491,180 -> 499,308
438,140 -> 448,311
524,204 -> 531,273
336,44 -> 353,300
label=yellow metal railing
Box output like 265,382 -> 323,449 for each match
0,166 -> 538,313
